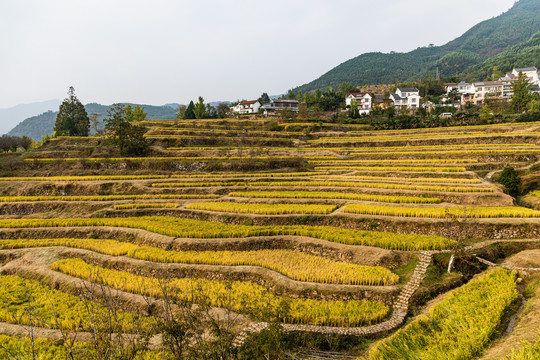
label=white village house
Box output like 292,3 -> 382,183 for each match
390,88 -> 420,109
231,100 -> 261,114
471,81 -> 504,105
345,92 -> 372,115
445,67 -> 540,106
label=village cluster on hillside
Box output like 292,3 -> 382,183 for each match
232,67 -> 540,115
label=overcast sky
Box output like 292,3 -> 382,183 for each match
0,0 -> 516,108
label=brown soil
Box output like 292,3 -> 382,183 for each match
503,250 -> 540,268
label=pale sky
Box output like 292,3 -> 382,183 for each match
0,0 -> 516,108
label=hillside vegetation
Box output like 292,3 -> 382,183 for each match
8,102 -> 177,140
293,0 -> 540,92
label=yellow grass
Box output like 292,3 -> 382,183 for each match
185,201 -> 338,215
53,259 -> 390,326
343,204 -> 540,218
1,238 -> 397,285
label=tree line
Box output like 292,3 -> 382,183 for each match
0,135 -> 33,152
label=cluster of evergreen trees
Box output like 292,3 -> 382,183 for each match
53,87 -> 149,156
176,97 -> 231,119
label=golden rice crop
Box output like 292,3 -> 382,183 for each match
346,143 -> 536,151
185,201 -> 338,215
0,172 -> 322,182
368,268 -> 519,359
313,174 -> 482,184
114,203 -> 182,210
143,135 -> 292,141
150,127 -> 303,135
0,216 -> 454,250
0,194 -> 219,202
229,191 -> 441,204
309,159 -> 477,164
0,238 -> 140,255
24,155 -> 332,163
349,149 -> 540,156
153,180 -> 492,193
53,259 -> 390,326
1,238 -> 398,285
0,275 -> 151,331
342,204 -> 540,218
167,146 -> 345,151
527,190 -> 540,198
346,121 -> 540,134
55,136 -> 101,139
0,174 -> 172,181
0,335 -> 170,360
314,166 -> 467,172
311,132 -> 540,142
505,336 -> 540,360
0,335 -> 77,359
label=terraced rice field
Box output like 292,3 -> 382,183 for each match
2,118 -> 540,359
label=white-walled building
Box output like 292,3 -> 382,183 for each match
345,92 -> 372,114
390,88 -> 420,109
472,81 -> 504,105
231,100 -> 261,114
512,67 -> 540,85
446,81 -> 474,95
499,67 -> 540,98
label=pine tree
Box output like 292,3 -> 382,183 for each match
193,97 -> 206,119
511,71 -> 533,113
184,101 -> 196,119
54,87 -> 90,136
258,93 -> 271,105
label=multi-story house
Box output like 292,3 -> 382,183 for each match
390,88 -> 420,109
231,100 -> 261,114
499,67 -> 540,98
345,92 -> 372,114
472,81 -> 504,105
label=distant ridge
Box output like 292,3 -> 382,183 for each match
8,103 -> 177,141
0,100 -> 61,136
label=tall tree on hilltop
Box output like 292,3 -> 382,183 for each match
125,104 -> 147,122
193,96 -> 206,119
54,87 -> 90,136
511,71 -> 533,113
175,104 -> 187,119
184,101 -> 196,119
104,104 -> 149,156
258,93 -> 271,105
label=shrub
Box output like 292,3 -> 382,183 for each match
498,166 -> 521,197
517,111 -> 540,123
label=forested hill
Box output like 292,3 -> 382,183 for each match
293,0 -> 540,93
461,31 -> 540,80
8,103 -> 177,141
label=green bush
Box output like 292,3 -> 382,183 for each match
498,166 -> 521,197
517,111 -> 540,122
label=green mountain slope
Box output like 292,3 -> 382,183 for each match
8,103 -> 177,141
462,31 -> 540,80
293,0 -> 540,92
